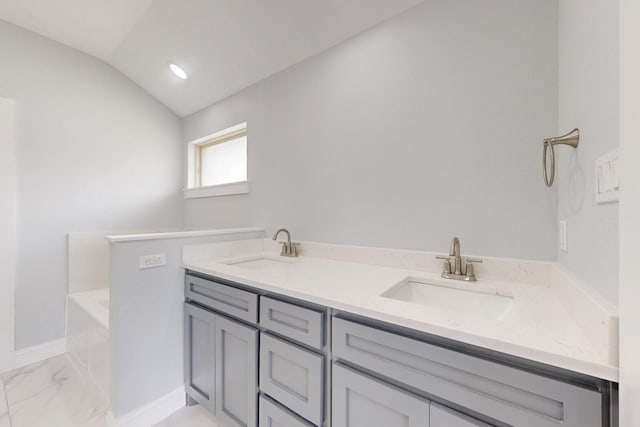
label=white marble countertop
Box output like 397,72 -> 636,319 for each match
183,239 -> 619,382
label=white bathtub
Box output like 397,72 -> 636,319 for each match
66,288 -> 110,404
68,288 -> 109,328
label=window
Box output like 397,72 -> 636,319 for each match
185,123 -> 248,198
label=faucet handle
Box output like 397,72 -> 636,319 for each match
464,258 -> 483,280
436,255 -> 452,274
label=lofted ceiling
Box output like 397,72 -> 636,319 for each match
0,0 -> 424,117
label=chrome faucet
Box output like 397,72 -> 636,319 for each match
272,228 -> 300,257
436,237 -> 482,282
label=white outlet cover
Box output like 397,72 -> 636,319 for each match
139,253 -> 167,269
595,148 -> 620,204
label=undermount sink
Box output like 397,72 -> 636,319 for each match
381,276 -> 513,320
222,256 -> 295,278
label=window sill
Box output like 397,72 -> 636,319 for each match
183,181 -> 249,199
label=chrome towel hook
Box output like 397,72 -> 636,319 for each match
543,128 -> 580,187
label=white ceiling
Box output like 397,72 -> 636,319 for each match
0,0 -> 424,117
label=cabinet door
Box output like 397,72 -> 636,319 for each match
184,303 -> 216,413
430,403 -> 492,427
332,363 -> 430,427
216,314 -> 259,427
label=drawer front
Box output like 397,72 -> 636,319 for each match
332,317 -> 602,427
185,274 -> 258,324
260,297 -> 324,349
259,396 -> 315,427
431,403 -> 493,427
332,363 -> 430,427
260,333 -> 324,425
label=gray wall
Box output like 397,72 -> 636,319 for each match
182,0 -> 559,261
557,0 -> 619,304
0,21 -> 183,349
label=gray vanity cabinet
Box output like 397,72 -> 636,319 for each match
184,301 -> 258,427
185,275 -> 261,427
332,363 -> 431,427
184,303 -> 217,413
185,272 -> 612,427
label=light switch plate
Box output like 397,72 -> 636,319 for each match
595,148 -> 620,204
559,220 -> 567,252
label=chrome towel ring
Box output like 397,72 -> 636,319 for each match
543,128 -> 580,187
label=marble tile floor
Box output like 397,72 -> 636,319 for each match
152,406 -> 221,427
0,354 -> 217,427
0,354 -> 113,427
1,376 -> 9,427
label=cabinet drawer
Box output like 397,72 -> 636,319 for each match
332,317 -> 602,427
431,403 -> 492,427
185,274 -> 258,324
260,333 -> 324,425
332,363 -> 430,427
259,395 -> 315,427
260,296 -> 324,349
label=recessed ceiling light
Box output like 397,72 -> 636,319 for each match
169,63 -> 188,80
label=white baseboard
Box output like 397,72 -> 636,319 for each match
115,386 -> 186,427
13,337 -> 67,369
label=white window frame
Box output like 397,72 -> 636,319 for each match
184,122 -> 248,199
